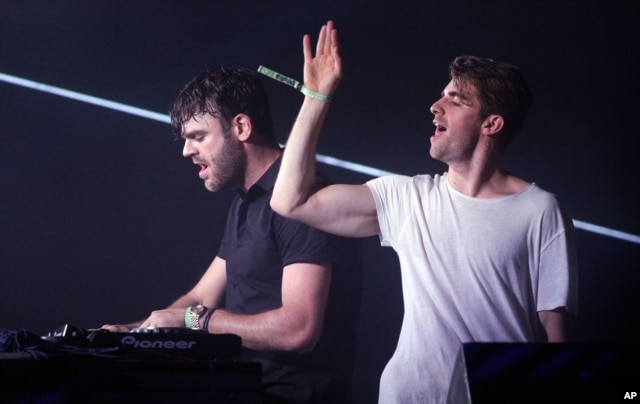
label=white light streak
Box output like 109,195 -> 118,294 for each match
0,72 -> 170,124
2,71 -> 638,245
573,220 -> 640,245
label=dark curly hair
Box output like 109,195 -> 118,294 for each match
170,64 -> 276,142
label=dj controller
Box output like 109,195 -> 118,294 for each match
2,325 -> 260,402
41,323 -> 242,360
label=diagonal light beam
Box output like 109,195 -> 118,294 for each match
2,71 -> 639,245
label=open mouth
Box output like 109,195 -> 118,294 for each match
432,122 -> 446,137
197,163 -> 208,177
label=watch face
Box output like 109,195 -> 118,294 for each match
192,304 -> 205,315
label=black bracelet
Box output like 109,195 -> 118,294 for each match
202,308 -> 215,333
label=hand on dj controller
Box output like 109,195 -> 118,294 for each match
139,308 -> 186,329
100,324 -> 134,333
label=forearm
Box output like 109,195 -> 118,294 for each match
205,262 -> 329,352
272,20 -> 341,217
272,97 -> 331,216
165,293 -> 200,310
207,307 -> 322,352
167,257 -> 227,310
539,308 -> 573,342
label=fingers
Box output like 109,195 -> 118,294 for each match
303,34 -> 312,62
306,20 -> 338,60
318,21 -> 337,57
302,20 -> 341,93
138,308 -> 185,328
324,20 -> 336,55
315,23 -> 327,57
101,324 -> 130,332
330,26 -> 341,68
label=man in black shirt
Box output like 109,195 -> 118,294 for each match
102,65 -> 362,403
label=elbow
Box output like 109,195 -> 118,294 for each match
270,196 -> 296,219
292,332 -> 322,354
269,197 -> 287,216
282,324 -> 323,353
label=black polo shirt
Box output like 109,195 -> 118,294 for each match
216,157 -> 363,402
217,157 -> 332,315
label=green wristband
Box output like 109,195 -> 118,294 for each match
257,65 -> 330,102
300,86 -> 331,102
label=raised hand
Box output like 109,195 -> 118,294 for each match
303,20 -> 342,99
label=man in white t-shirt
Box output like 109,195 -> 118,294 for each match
271,21 -> 578,403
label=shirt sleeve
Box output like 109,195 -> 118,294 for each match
366,175 -> 414,247
537,198 -> 579,314
217,231 -> 227,260
273,213 -> 333,267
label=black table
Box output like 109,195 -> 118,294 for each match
1,353 -> 262,403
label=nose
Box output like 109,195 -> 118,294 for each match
430,98 -> 442,116
182,139 -> 196,158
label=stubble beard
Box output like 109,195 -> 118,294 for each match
204,135 -> 246,192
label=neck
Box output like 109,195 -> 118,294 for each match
445,149 -> 528,198
240,144 -> 282,193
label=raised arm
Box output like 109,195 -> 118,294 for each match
271,21 -> 379,238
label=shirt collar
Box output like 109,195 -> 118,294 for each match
237,156 -> 282,199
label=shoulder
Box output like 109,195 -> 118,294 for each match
523,183 -> 563,207
365,174 -> 444,217
518,184 -> 575,229
366,173 -> 440,192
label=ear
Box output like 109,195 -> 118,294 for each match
481,114 -> 504,137
231,113 -> 252,142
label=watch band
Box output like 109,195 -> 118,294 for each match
202,308 -> 216,333
184,307 -> 191,328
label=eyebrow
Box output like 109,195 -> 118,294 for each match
442,90 -> 468,100
181,129 -> 207,139
442,89 -> 475,106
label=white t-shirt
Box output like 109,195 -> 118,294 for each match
366,173 -> 578,403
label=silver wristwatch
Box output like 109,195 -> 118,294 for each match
186,304 -> 207,329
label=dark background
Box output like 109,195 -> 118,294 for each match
1,1 -> 639,402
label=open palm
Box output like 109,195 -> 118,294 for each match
303,21 -> 342,98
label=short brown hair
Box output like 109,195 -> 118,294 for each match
449,56 -> 533,151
